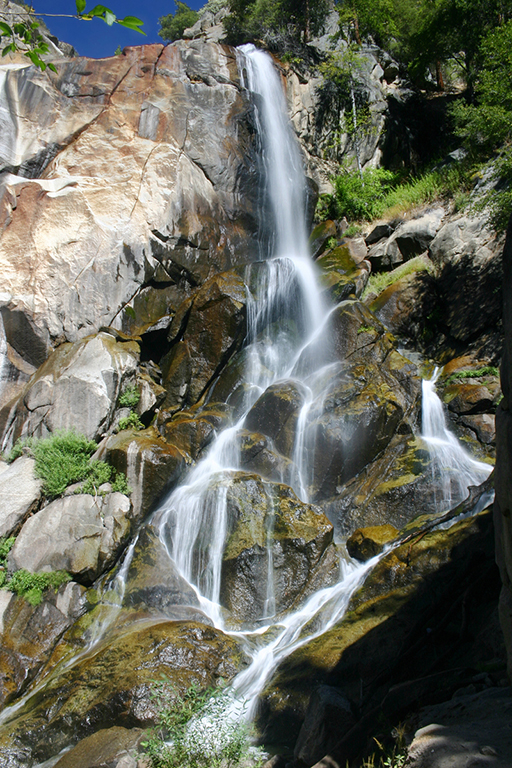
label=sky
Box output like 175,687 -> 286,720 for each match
29,1 -> 205,59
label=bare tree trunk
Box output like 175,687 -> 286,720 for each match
435,59 -> 444,90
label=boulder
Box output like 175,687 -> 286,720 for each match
218,473 -> 339,625
0,332 -> 140,447
0,619 -> 244,766
161,271 -> 247,411
294,685 -> 356,767
105,429 -> 191,524
9,493 -> 132,585
53,726 -> 146,768
0,581 -> 86,709
406,687 -> 512,768
346,525 -> 398,562
443,380 -> 500,415
0,456 -> 42,537
393,208 -> 445,259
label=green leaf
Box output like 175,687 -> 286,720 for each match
104,9 -> 116,25
2,43 -> 15,56
76,0 -> 87,14
0,21 -> 13,36
83,4 -> 109,18
48,62 -> 57,73
118,17 -> 146,34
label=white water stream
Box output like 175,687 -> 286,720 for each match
5,46 -> 495,763
421,369 -> 492,514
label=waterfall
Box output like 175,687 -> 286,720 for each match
421,370 -> 492,513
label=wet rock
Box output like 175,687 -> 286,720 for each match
1,332 -> 139,446
259,510 -> 498,758
9,493 -> 132,585
346,525 -> 398,562
0,456 -> 42,537
244,381 -> 306,459
0,581 -> 86,709
159,404 -> 231,461
0,620 -> 244,766
369,263 -> 434,342
122,527 -> 206,622
219,473 -> 338,625
320,435 -> 441,538
307,363 -> 407,502
317,246 -> 370,301
238,430 -> 293,483
105,429 -> 191,523
294,685 -> 356,767
161,271 -> 247,411
310,220 -> 337,259
53,726 -> 146,768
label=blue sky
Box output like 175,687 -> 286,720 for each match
30,1 -> 205,59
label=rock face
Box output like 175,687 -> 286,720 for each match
9,492 -> 132,585
0,40 -> 261,369
1,331 -> 140,447
495,214 -> 512,679
0,456 -> 41,536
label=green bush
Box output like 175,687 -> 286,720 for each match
321,163 -> 472,224
0,537 -> 15,566
117,411 -> 144,431
118,385 -> 141,408
7,430 -> 130,498
32,430 -> 97,497
7,569 -> 71,606
143,681 -> 264,768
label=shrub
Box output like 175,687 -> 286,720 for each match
0,537 -> 15,566
32,430 -> 97,497
118,385 -> 141,408
6,430 -> 130,498
7,569 -> 71,606
117,411 -> 144,431
143,681 -> 264,768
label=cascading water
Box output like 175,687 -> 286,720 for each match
421,369 -> 492,513
3,45 -> 497,764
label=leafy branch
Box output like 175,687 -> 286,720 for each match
0,1 -> 144,71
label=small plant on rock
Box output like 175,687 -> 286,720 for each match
117,411 -> 144,431
143,680 -> 265,768
118,385 -> 141,408
6,569 -> 71,606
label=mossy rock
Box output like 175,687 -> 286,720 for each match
346,524 -> 398,562
258,510 -> 497,753
0,620 -> 245,765
217,472 -> 338,626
